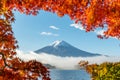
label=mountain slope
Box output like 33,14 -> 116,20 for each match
35,40 -> 101,57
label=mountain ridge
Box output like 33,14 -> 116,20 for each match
35,40 -> 101,57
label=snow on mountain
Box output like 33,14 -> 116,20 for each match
49,40 -> 71,47
35,40 -> 101,57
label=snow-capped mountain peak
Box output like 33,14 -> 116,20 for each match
35,40 -> 101,57
50,40 -> 62,47
50,40 -> 70,47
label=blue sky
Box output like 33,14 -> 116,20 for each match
12,11 -> 120,56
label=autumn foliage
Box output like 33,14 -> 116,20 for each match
0,0 -> 51,80
3,0 -> 120,38
0,0 -> 120,79
0,55 -> 50,80
79,61 -> 120,80
85,62 -> 120,80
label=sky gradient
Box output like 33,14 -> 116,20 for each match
12,11 -> 120,56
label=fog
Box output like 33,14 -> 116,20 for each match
16,50 -> 120,70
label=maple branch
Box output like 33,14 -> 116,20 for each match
0,52 -> 7,68
0,52 -> 12,69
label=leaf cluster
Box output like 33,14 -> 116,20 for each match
0,0 -> 50,80
3,0 -> 120,38
85,62 -> 120,80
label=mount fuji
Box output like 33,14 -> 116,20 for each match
35,40 -> 101,57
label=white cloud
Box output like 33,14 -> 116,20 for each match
41,32 -> 52,35
95,30 -> 118,39
70,23 -> 119,40
70,23 -> 105,36
70,23 -> 85,30
16,50 -> 120,70
49,26 -> 59,30
95,30 -> 105,36
40,32 -> 59,36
